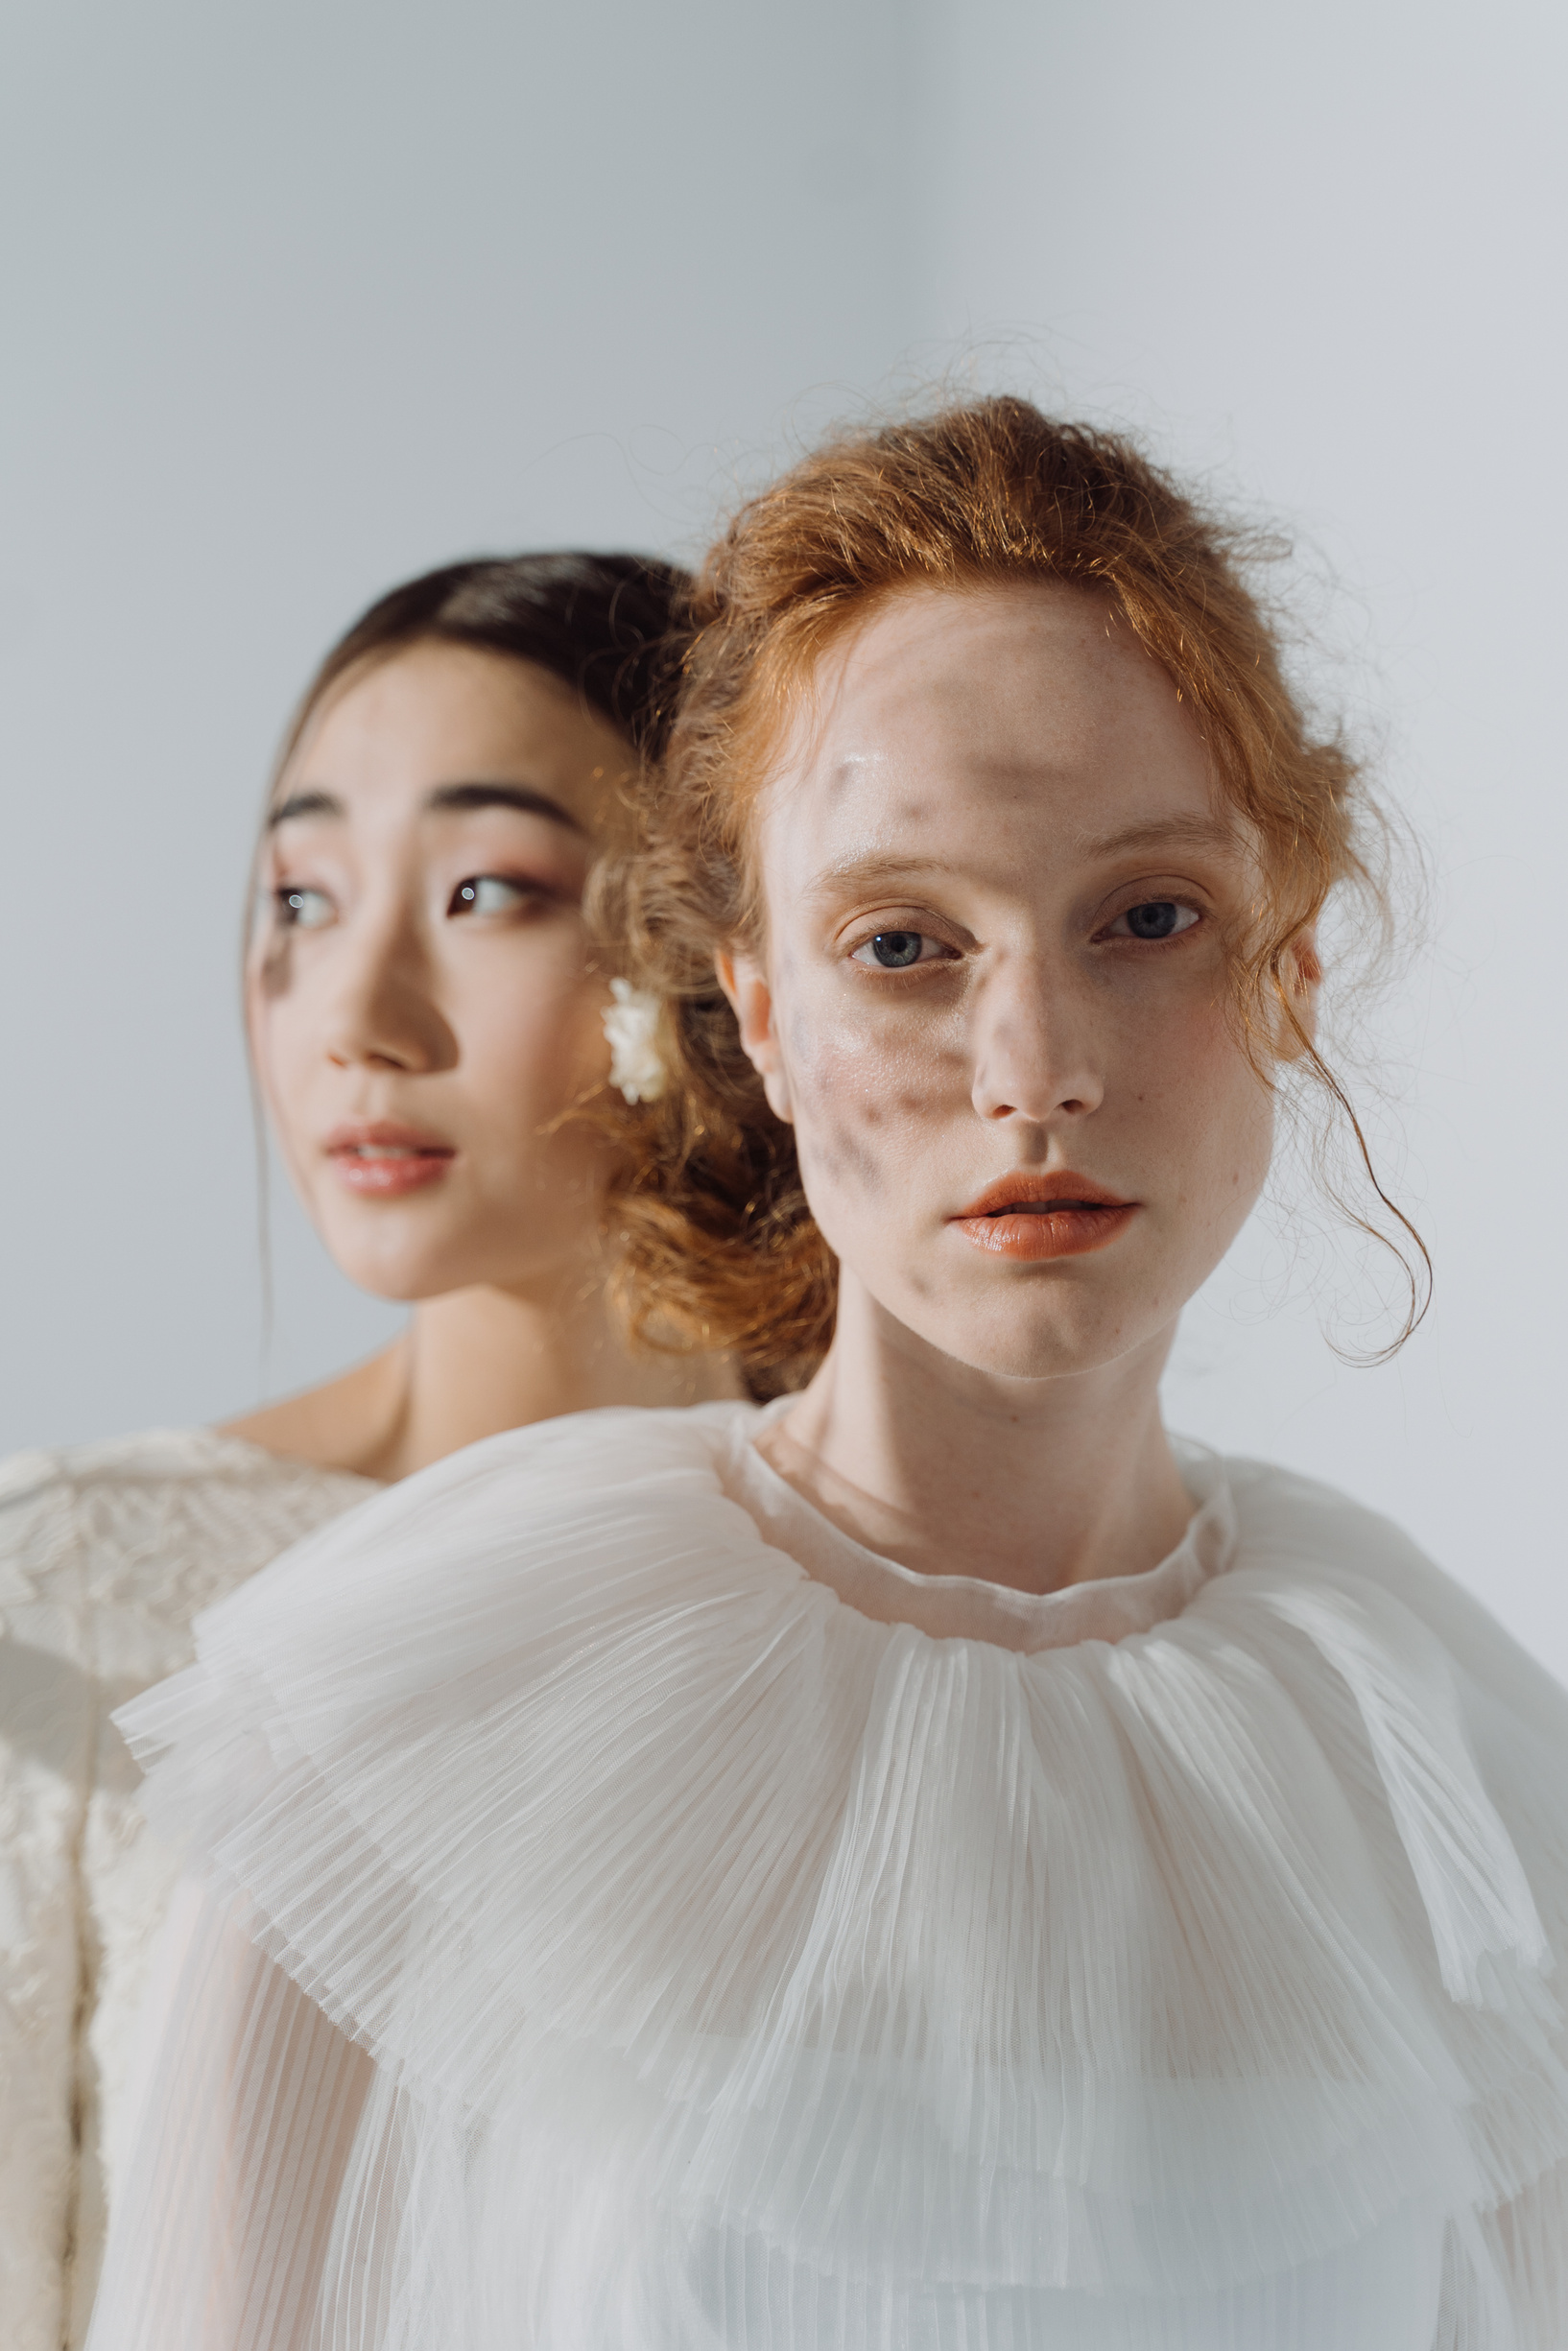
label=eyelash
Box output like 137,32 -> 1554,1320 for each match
847,929 -> 957,972
270,871 -> 546,931
447,873 -> 538,917
273,884 -> 332,931
1097,899 -> 1203,944
843,896 -> 1205,972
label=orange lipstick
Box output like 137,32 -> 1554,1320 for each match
949,1172 -> 1137,1262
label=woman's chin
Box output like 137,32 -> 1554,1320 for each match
896,1290 -> 1177,1388
318,1221 -> 604,1310
334,1258 -> 456,1308
312,1216 -> 476,1308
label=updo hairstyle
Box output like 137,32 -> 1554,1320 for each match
598,398 -> 1424,1390
270,549 -> 691,787
246,550 -> 693,1248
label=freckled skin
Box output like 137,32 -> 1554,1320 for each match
721,582 -> 1313,1593
728,584 -> 1279,1383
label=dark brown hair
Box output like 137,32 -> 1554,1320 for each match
272,550 -> 691,787
598,396 -> 1426,1389
246,551 -> 692,1352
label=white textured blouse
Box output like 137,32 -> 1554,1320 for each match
85,1402 -> 1568,2347
0,1429 -> 374,2350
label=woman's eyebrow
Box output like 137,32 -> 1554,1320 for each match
806,853 -> 938,902
807,817 -> 1237,901
266,781 -> 587,833
425,781 -> 584,832
1075,814 -> 1240,859
267,788 -> 343,829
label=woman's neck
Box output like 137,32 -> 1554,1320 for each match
761,1274 -> 1191,1596
224,1278 -> 741,1483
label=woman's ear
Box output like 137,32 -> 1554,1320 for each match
1273,927 -> 1322,1062
716,947 -> 794,1123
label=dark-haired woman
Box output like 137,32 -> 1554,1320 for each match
92,411 -> 1568,2347
1,553 -> 735,2349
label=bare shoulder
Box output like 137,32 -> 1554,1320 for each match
219,1342 -> 406,1482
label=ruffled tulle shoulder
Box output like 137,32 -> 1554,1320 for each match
112,1408 -> 1568,2348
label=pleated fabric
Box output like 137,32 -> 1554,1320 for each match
84,1405 -> 1568,2349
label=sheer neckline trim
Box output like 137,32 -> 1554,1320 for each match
725,1408 -> 1236,1653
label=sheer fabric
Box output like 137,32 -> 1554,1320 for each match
86,1404 -> 1568,2347
94,1877 -> 372,2350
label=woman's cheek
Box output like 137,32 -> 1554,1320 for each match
1156,1009 -> 1273,1238
249,1010 -> 315,1191
787,994 -> 962,1220
487,1000 -> 600,1123
474,933 -> 605,1094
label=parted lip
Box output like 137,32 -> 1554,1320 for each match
322,1120 -> 456,1157
950,1171 -> 1134,1221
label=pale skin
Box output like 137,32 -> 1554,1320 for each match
226,639 -> 735,1484
722,581 -> 1314,1596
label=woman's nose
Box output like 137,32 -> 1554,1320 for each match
969,954 -> 1105,1127
322,914 -> 458,1076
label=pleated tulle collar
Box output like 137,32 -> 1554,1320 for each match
724,1407 -> 1237,1654
104,1397 -> 1568,2339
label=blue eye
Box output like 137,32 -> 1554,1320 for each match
1111,901 -> 1200,941
851,930 -> 941,969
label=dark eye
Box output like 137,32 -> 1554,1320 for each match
850,930 -> 939,969
1110,900 -> 1200,942
449,875 -> 530,917
274,885 -> 333,931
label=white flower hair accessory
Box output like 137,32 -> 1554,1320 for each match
602,979 -> 667,1105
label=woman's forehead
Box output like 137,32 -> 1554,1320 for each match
756,581 -> 1216,881
279,642 -> 632,836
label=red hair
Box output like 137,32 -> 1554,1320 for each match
597,396 -> 1424,1389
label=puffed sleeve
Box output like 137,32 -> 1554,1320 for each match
86,1874 -> 372,2351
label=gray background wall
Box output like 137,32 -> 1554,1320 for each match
4,2 -> 1566,1671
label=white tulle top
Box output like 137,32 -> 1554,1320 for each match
86,1403 -> 1568,2349
732,1405 -> 1235,1650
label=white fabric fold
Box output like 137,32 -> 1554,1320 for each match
87,1405 -> 1568,2348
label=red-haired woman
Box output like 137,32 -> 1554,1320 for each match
89,406 -> 1568,2347
3,552 -> 734,2351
